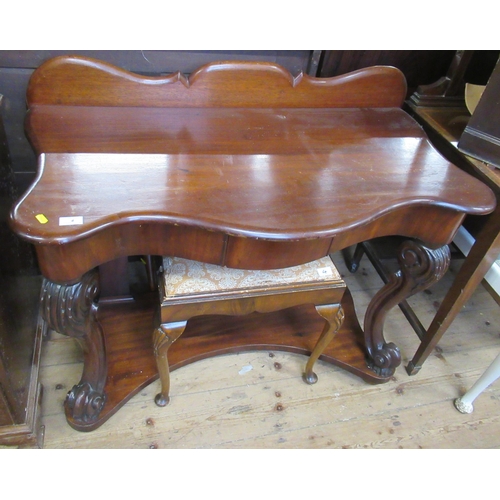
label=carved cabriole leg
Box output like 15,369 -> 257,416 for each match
304,304 -> 345,384
40,269 -> 107,425
153,321 -> 188,407
364,240 -> 451,377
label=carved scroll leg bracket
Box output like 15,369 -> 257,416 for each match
304,304 -> 345,385
153,321 -> 188,407
364,241 -> 450,378
40,269 -> 107,425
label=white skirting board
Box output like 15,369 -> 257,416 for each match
453,226 -> 500,296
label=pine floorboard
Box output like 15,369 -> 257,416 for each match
37,252 -> 500,449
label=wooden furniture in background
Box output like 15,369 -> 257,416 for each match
407,50 -> 474,107
9,56 -> 495,431
459,59 -> 500,168
0,94 -> 44,447
317,50 -> 456,97
403,57 -> 500,375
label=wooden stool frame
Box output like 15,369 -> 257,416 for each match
154,256 -> 346,407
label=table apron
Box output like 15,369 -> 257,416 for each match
33,205 -> 465,284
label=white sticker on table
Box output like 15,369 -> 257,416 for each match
59,216 -> 84,226
317,267 -> 334,277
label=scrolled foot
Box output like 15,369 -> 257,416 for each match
367,342 -> 401,378
454,397 -> 474,414
65,382 -> 106,424
154,393 -> 170,407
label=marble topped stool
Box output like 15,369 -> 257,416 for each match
153,255 -> 346,407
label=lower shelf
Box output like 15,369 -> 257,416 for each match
67,287 -> 388,431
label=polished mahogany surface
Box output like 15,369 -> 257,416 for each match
10,57 -> 496,283
14,108 -> 494,241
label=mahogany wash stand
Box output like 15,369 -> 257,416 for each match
9,56 -> 495,431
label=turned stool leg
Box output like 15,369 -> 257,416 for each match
153,321 -> 187,407
304,304 -> 345,384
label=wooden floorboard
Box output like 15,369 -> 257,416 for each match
35,252 -> 500,449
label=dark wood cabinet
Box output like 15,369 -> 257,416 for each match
459,58 -> 500,168
317,50 -> 457,96
0,94 -> 43,447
